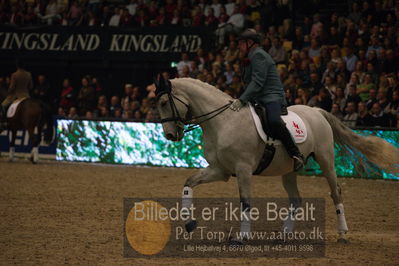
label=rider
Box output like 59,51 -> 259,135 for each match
0,59 -> 33,131
230,29 -> 305,171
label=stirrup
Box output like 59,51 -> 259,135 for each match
292,155 -> 304,172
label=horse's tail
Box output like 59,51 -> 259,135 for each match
41,103 -> 54,144
317,108 -> 399,176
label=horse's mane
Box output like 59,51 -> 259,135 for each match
171,78 -> 232,100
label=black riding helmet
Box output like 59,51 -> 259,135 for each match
237,28 -> 261,44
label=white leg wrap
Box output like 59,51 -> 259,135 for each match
336,203 -> 348,233
240,209 -> 251,240
32,147 -> 39,163
9,147 -> 15,161
182,187 -> 193,220
283,210 -> 296,233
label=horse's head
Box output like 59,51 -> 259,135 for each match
154,75 -> 190,142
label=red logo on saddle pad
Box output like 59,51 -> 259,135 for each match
292,121 -> 305,138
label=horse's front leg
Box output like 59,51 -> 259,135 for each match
182,166 -> 230,232
9,129 -> 16,162
233,163 -> 253,244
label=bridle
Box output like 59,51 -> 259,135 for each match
157,90 -> 231,133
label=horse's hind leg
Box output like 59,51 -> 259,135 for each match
9,129 -> 16,162
29,126 -> 40,164
315,146 -> 349,243
282,172 -> 302,232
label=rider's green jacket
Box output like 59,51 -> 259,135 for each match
239,46 -> 285,105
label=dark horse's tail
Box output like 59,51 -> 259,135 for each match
41,102 -> 54,144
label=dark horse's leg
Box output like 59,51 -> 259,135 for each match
29,125 -> 41,164
9,129 -> 16,162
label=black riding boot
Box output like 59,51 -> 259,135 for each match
277,122 -> 305,172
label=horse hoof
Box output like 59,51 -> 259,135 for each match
30,156 -> 37,164
185,220 -> 197,233
337,238 -> 349,244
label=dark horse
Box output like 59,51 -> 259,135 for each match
0,95 -> 54,163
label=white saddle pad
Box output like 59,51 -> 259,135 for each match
7,98 -> 27,118
249,104 -> 307,144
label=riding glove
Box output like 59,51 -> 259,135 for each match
230,99 -> 245,111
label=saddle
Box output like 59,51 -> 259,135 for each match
250,103 -> 307,175
6,98 -> 28,118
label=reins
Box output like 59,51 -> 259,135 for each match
158,92 -> 231,133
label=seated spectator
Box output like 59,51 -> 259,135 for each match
334,87 -> 346,112
145,108 -> 158,122
59,78 -> 75,111
218,6 -> 229,24
9,5 -> 23,25
357,74 -> 376,102
216,5 -> 244,45
68,106 -> 78,119
229,75 -> 243,95
57,107 -> 66,117
170,9 -> 182,25
109,7 -> 121,26
24,6 -> 38,25
308,39 -> 321,59
364,103 -> 391,127
140,98 -> 152,115
100,5 -> 112,26
307,88 -> 332,111
85,111 -> 94,119
126,0 -> 138,16
180,65 -> 190,77
308,72 -> 323,96
344,47 -> 358,73
77,77 -> 96,115
32,75 -> 51,105
176,53 -> 192,77
130,101 -> 140,113
365,88 -> 378,110
343,102 -> 358,127
376,90 -> 389,110
205,8 -> 218,28
331,103 -> 343,120
269,37 -> 287,64
114,108 -> 122,119
121,84 -> 133,106
38,0 -> 61,25
323,76 -> 337,99
189,61 -> 200,78
67,1 -> 83,25
129,86 -> 141,103
384,90 -> 399,122
120,8 -> 133,27
224,41 -> 239,63
98,106 -> 109,118
84,10 -> 98,26
96,95 -> 108,113
345,84 -> 362,106
367,37 -> 382,58
91,77 -> 103,97
321,62 -> 336,84
296,88 -> 309,105
224,63 -> 234,84
133,110 -> 143,121
294,97 -> 304,105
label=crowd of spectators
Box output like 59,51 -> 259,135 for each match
0,0 -> 272,29
1,0 -> 399,128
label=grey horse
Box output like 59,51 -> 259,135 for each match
154,77 -> 399,243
